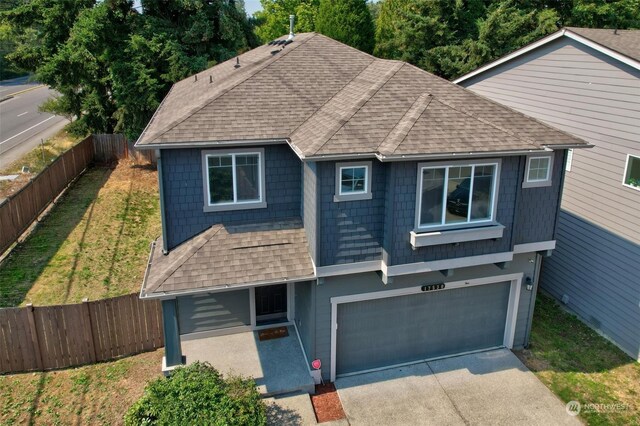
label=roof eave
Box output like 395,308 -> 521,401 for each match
135,138 -> 290,150
140,274 -> 317,300
375,148 -> 551,162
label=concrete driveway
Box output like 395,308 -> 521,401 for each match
335,348 -> 581,426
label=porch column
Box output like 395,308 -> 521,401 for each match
162,298 -> 183,368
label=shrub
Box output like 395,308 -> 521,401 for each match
124,362 -> 266,426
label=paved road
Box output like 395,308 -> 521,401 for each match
0,76 -> 69,169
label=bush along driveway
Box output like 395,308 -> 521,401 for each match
0,159 -> 160,307
516,293 -> 639,425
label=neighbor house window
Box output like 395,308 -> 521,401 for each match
202,149 -> 266,212
523,155 -> 553,188
623,154 -> 640,191
334,161 -> 372,202
416,161 -> 499,230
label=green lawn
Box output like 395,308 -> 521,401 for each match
0,349 -> 163,425
0,160 -> 160,306
516,293 -> 640,425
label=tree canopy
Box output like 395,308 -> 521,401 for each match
2,0 -> 638,138
316,0 -> 375,53
3,0 -> 256,139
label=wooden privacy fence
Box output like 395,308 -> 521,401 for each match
0,293 -> 163,374
0,136 -> 94,255
0,133 -> 155,255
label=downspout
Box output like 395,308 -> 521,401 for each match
524,253 -> 543,347
156,149 -> 169,254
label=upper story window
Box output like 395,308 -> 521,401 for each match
623,154 -> 640,191
416,160 -> 500,231
523,154 -> 553,188
202,148 -> 266,212
334,161 -> 372,202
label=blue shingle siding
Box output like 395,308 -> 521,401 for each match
386,158 -> 519,265
161,145 -> 302,249
317,161 -> 387,266
303,162 -> 318,263
513,150 -> 565,245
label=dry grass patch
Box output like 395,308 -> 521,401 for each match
516,293 -> 640,425
0,349 -> 163,426
0,129 -> 83,199
0,159 -> 160,306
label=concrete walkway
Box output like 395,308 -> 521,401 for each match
181,326 -> 314,397
336,349 -> 581,426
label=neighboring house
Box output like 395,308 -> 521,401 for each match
455,27 -> 640,361
135,32 -> 589,385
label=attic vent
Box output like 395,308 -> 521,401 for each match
234,57 -> 240,69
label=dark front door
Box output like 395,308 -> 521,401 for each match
255,284 -> 288,325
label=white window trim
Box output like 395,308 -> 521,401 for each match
334,161 -> 373,202
622,154 -> 640,192
565,149 -> 574,172
414,159 -> 501,232
523,154 -> 553,188
202,148 -> 267,212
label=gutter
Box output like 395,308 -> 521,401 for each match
135,138 -> 289,150
374,148 -> 550,162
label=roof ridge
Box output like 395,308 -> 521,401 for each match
144,33 -> 318,144
309,61 -> 405,155
378,92 -> 433,155
152,225 -> 224,290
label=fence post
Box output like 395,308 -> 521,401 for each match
25,304 -> 43,370
82,298 -> 98,363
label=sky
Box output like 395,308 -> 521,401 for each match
244,0 -> 263,16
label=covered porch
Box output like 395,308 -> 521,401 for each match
181,325 -> 315,396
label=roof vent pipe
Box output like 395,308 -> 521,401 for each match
287,15 -> 295,41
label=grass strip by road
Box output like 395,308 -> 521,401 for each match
0,160 -> 160,307
516,293 -> 640,425
0,128 -> 82,199
0,348 -> 163,426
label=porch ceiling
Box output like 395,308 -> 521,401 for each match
141,218 -> 315,298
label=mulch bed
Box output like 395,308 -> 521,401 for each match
310,383 -> 346,423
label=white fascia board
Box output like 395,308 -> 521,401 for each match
454,28 -> 640,85
411,225 -> 505,248
513,240 -> 556,254
454,30 -> 565,84
315,260 -> 382,278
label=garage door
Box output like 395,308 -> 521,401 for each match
336,281 -> 511,375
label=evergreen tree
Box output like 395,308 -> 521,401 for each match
254,0 -> 319,42
315,0 -> 375,53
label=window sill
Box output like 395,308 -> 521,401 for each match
333,193 -> 373,202
410,224 -> 505,248
522,180 -> 552,189
203,201 -> 267,213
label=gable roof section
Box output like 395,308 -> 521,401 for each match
455,27 -> 640,85
137,32 -> 589,157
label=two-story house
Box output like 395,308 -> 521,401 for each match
136,32 -> 589,388
455,28 -> 640,361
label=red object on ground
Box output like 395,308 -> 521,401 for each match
310,383 -> 346,423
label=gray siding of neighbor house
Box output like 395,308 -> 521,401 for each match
461,36 -> 640,360
309,253 -> 539,380
295,280 -> 315,363
317,161 -> 387,266
161,145 -> 302,249
177,290 -> 250,335
303,162 -> 319,264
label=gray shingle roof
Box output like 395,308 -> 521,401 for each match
566,27 -> 640,63
136,33 -> 587,157
141,218 -> 315,297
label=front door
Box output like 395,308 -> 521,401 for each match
255,284 -> 288,325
